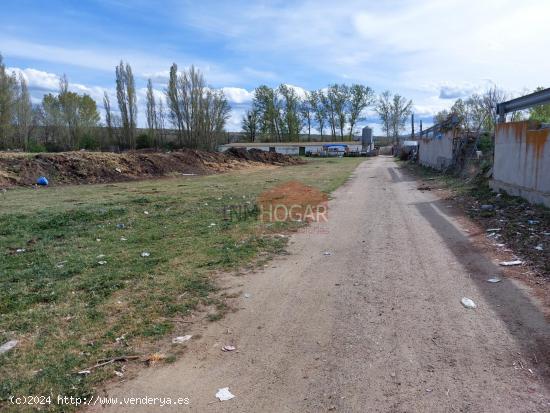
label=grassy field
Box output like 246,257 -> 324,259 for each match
0,157 -> 363,410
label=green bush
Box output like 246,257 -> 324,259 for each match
79,134 -> 100,150
27,141 -> 47,153
478,135 -> 493,153
136,133 -> 153,149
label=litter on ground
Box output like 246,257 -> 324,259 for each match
535,244 -> 544,251
487,277 -> 502,283
16,248 -> 25,253
0,340 -> 18,355
36,176 -> 49,186
215,387 -> 235,401
97,261 -> 107,265
323,251 -> 332,256
461,297 -> 477,309
172,335 -> 192,344
141,252 -> 150,257
499,260 -> 523,266
222,345 -> 236,352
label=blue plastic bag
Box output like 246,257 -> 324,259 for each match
37,176 -> 49,186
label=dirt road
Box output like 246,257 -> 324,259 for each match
91,157 -> 550,412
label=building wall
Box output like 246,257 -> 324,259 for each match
490,121 -> 550,208
418,129 -> 456,170
219,143 -> 363,154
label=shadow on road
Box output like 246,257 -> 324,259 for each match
414,198 -> 550,389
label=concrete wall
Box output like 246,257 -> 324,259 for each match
418,129 -> 456,170
490,121 -> 550,208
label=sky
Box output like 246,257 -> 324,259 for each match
1,0 -> 549,134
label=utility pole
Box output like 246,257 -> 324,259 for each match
411,113 -> 415,139
420,120 -> 423,134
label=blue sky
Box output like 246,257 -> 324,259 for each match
1,0 -> 549,133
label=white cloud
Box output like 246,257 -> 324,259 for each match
7,67 -> 59,92
221,87 -> 254,104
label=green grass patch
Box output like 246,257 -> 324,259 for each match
0,157 -> 363,411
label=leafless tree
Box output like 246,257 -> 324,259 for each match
103,91 -> 115,146
115,61 -> 137,149
0,55 -> 16,148
146,78 -> 159,147
165,65 -> 231,150
13,73 -> 33,150
242,108 -> 259,142
375,91 -> 412,144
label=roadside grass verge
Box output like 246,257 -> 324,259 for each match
0,157 -> 363,410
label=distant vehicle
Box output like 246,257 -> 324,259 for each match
322,144 -> 348,157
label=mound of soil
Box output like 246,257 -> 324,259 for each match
0,148 -> 303,187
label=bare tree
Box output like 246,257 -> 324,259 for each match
115,61 -> 137,149
13,73 -> 33,149
166,63 -> 184,147
146,78 -> 158,147
375,91 -> 412,144
164,65 -> 230,150
348,84 -> 374,139
242,108 -> 259,142
103,91 -> 114,146
156,98 -> 166,147
390,94 -> 413,143
0,55 -> 16,148
482,85 -> 507,132
375,91 -> 392,140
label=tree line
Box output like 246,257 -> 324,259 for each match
433,85 -> 550,136
242,84 -> 413,144
0,53 -> 231,152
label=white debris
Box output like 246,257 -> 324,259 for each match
499,260 -> 523,266
16,248 -> 25,253
0,340 -> 18,355
120,237 -> 127,241
527,220 -> 539,225
487,277 -> 502,283
486,228 -> 501,232
323,251 -> 332,256
97,254 -> 106,259
222,345 -> 236,352
78,370 -> 91,375
114,371 -> 124,377
215,387 -> 235,401
172,335 -> 192,344
209,223 -> 216,227
144,211 -> 149,215
97,261 -> 107,265
243,293 -> 251,298
141,251 -> 150,257
461,297 -> 477,309
181,173 -> 196,176
115,167 -> 122,173
535,244 -> 544,251
96,238 -> 101,242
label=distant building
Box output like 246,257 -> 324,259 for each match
218,141 -> 363,155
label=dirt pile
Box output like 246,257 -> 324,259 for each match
0,148 -> 304,187
225,147 -> 303,164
